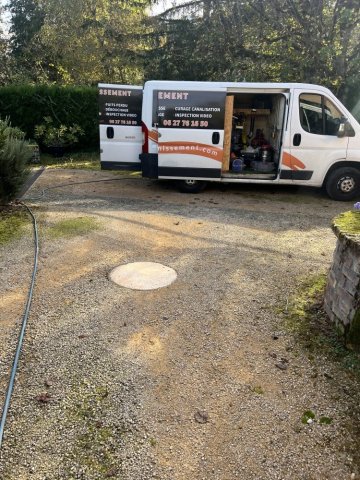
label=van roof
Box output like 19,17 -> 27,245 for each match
144,80 -> 332,94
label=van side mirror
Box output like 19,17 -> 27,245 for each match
337,117 -> 355,137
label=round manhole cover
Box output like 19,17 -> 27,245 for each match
109,262 -> 177,291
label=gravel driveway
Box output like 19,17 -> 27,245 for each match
0,168 -> 359,480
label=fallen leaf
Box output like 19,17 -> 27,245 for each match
194,410 -> 209,424
36,392 -> 52,404
275,362 -> 288,371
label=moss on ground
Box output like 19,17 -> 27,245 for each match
281,273 -> 360,371
47,216 -> 99,238
0,209 -> 28,245
333,211 -> 360,236
251,385 -> 264,395
348,309 -> 360,348
39,151 -> 100,171
281,274 -> 360,466
301,410 -> 315,424
63,382 -> 123,478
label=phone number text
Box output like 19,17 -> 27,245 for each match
161,119 -> 209,128
108,120 -> 139,125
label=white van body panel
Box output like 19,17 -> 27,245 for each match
99,83 -> 143,170
158,129 -> 223,169
348,135 -> 360,161
99,123 -> 142,165
100,80 -> 360,199
345,110 -> 360,162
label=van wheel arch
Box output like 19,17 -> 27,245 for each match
323,161 -> 360,187
324,164 -> 360,201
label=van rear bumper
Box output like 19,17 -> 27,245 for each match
101,161 -> 141,171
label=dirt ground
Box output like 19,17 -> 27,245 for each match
0,168 -> 360,480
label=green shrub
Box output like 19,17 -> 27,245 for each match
0,85 -> 98,150
35,116 -> 84,148
0,118 -> 32,202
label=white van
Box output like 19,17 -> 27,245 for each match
99,81 -> 359,200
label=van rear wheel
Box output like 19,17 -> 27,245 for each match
177,180 -> 207,193
325,167 -> 360,201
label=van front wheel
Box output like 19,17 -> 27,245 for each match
177,180 -> 207,193
325,167 -> 360,201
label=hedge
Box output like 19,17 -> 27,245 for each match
0,85 -> 98,150
0,83 -> 358,153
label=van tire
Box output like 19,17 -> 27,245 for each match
325,167 -> 360,201
177,180 -> 207,193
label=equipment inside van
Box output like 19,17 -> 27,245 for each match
99,81 -> 359,201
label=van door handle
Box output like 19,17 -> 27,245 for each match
107,127 -> 114,139
212,132 -> 220,144
293,133 -> 301,146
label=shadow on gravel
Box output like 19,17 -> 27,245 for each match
92,210 -> 327,265
28,178 -> 353,234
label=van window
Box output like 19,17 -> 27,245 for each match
299,94 -> 342,136
324,97 -> 342,135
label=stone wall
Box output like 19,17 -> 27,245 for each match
324,227 -> 360,348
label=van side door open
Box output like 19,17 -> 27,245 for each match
99,84 -> 143,170
154,89 -> 227,179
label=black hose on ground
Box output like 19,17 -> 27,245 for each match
0,203 -> 39,449
26,172 -> 142,201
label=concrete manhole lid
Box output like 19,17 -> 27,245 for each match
109,262 -> 177,290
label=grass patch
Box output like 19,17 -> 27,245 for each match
282,273 -> 360,372
39,150 -> 100,171
0,209 -> 28,245
47,216 -> 99,238
333,211 -> 360,236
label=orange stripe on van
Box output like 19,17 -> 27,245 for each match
282,152 -> 306,170
158,141 -> 223,162
149,130 -> 159,143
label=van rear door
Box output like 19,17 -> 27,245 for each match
155,89 -> 226,179
99,84 -> 143,170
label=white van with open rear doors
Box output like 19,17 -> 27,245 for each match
99,81 -> 360,201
